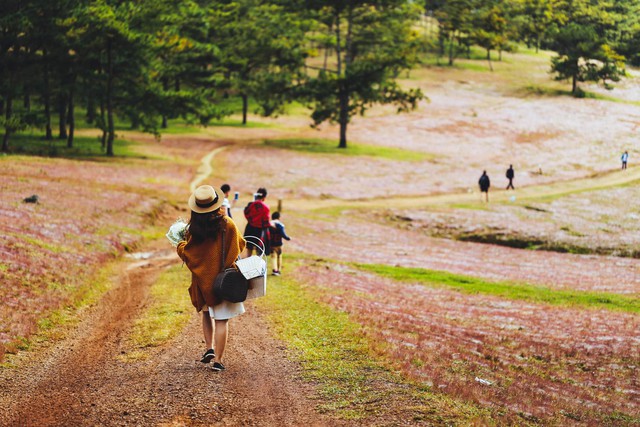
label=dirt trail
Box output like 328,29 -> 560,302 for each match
286,163 -> 640,212
191,146 -> 230,192
0,234 -> 344,426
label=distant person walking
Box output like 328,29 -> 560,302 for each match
506,165 -> 515,190
621,151 -> 629,170
177,185 -> 246,372
478,170 -> 490,202
220,183 -> 237,218
269,211 -> 291,276
243,187 -> 271,256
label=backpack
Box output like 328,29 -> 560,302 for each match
269,224 -> 283,247
244,202 -> 265,228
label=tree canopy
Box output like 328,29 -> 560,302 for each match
2,0 -> 640,153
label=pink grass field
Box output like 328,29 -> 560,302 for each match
0,139 -> 214,359
293,262 -> 639,424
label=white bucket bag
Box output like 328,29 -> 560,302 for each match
236,236 -> 267,300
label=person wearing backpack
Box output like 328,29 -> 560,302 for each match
243,187 -> 271,256
478,170 -> 490,202
269,211 -> 291,276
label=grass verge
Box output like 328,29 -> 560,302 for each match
120,264 -> 192,362
264,137 -> 433,162
254,265 -> 489,423
356,263 -> 640,313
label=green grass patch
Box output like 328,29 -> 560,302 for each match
158,123 -> 204,134
3,133 -> 141,159
450,202 -> 491,211
264,138 -> 432,162
356,263 -> 640,313
254,264 -> 488,422
121,265 -> 191,361
520,84 -> 640,106
205,118 -> 276,128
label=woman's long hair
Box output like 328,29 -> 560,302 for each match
188,209 -> 224,244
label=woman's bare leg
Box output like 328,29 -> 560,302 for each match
202,311 -> 213,350
214,319 -> 229,363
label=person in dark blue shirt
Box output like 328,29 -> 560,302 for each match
269,211 -> 291,276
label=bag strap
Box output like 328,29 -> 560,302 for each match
219,227 -> 226,271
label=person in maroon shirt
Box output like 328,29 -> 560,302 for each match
243,187 -> 271,255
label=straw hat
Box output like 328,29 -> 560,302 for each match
188,185 -> 225,213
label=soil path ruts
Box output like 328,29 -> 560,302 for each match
0,235 -> 345,426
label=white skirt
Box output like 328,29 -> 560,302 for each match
204,301 -> 245,320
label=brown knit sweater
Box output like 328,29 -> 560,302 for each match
177,216 -> 246,311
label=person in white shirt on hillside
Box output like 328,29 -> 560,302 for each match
220,183 -> 237,217
621,151 -> 629,170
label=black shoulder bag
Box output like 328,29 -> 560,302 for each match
213,228 -> 248,303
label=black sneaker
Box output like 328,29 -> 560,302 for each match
211,362 -> 225,372
200,349 -> 215,364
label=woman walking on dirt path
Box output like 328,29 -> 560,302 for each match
243,187 -> 271,256
177,185 -> 246,372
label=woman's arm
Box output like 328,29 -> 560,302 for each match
177,241 -> 187,262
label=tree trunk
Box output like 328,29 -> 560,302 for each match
323,46 -> 329,70
43,59 -> 53,140
487,49 -> 493,71
438,25 -> 445,59
106,37 -> 115,156
67,79 -> 75,148
335,13 -> 342,75
58,93 -> 67,139
161,78 -> 169,128
130,113 -> 140,130
23,89 -> 30,111
1,93 -> 12,152
572,74 -> 577,94
448,32 -> 455,66
86,94 -> 96,124
99,98 -> 107,149
241,93 -> 248,125
336,7 -> 353,149
338,87 -> 348,149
